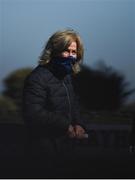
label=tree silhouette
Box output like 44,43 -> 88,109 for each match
0,95 -> 19,123
72,61 -> 134,111
3,68 -> 33,108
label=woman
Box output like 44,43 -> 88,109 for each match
23,29 -> 87,173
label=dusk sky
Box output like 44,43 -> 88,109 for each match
0,0 -> 135,103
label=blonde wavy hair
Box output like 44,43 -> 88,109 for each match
39,29 -> 84,74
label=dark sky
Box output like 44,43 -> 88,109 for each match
0,0 -> 135,103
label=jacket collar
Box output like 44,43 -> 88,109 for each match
45,62 -> 71,81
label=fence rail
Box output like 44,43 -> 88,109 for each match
0,123 -> 133,159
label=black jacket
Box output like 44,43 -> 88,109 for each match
23,63 -> 84,139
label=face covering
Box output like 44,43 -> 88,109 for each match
52,56 -> 77,74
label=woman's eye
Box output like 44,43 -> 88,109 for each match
72,51 -> 76,54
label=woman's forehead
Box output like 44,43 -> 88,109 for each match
68,42 -> 77,49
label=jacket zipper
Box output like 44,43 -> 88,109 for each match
62,82 -> 72,121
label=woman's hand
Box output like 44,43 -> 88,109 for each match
74,125 -> 86,139
67,124 -> 87,139
67,124 -> 76,138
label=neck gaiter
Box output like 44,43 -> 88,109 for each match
52,56 -> 77,74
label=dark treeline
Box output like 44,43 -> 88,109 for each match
73,63 -> 134,111
0,61 -> 134,123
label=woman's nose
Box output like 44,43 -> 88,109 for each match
69,53 -> 77,58
69,52 -> 73,56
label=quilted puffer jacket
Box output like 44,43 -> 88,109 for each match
23,63 -> 84,139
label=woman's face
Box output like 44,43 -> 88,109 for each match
61,41 -> 77,58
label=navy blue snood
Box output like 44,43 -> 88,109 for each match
52,56 -> 77,74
